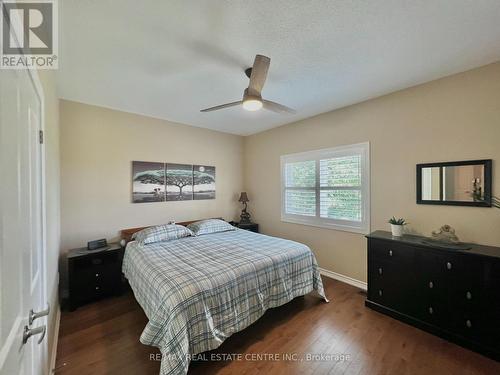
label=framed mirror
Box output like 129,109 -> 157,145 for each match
416,159 -> 492,206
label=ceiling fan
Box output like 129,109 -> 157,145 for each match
200,55 -> 296,114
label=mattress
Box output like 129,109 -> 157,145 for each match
122,228 -> 327,374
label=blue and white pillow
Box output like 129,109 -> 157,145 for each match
187,219 -> 236,236
132,223 -> 193,245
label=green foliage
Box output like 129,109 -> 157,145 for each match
285,156 -> 363,221
325,190 -> 362,221
134,169 -> 165,184
388,216 -> 407,226
322,155 -> 361,187
285,161 -> 316,187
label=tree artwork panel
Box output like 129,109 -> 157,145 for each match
132,161 -> 166,203
193,165 -> 216,200
166,163 -> 194,201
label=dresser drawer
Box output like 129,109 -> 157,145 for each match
414,300 -> 448,327
484,258 -> 500,284
420,249 -> 481,276
67,247 -> 124,310
368,240 -> 416,314
368,239 -> 415,265
74,264 -> 119,285
72,252 -> 120,269
74,281 -> 115,303
483,259 -> 500,309
368,260 -> 415,314
416,250 -> 482,293
450,309 -> 489,344
414,277 -> 450,326
367,281 -> 396,309
481,309 -> 500,349
71,268 -> 118,299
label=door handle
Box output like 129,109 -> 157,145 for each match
23,325 -> 46,344
29,304 -> 50,325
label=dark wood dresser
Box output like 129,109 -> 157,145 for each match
366,231 -> 500,361
67,244 -> 124,311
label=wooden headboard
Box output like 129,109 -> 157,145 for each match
120,218 -> 223,243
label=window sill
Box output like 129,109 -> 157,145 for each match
281,216 -> 369,235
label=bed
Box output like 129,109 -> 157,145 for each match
121,220 -> 328,375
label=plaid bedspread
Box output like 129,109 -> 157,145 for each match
122,229 -> 327,375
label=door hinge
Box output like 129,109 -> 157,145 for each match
39,130 -> 44,144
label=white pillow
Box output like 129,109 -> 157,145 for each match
132,223 -> 193,245
187,219 -> 236,236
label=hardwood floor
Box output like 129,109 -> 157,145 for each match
55,277 -> 500,374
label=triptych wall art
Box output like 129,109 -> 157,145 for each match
132,161 -> 216,203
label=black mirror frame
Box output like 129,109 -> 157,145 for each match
416,159 -> 492,207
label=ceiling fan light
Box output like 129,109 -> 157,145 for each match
242,99 -> 262,111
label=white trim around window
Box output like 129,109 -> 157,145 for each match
280,142 -> 370,234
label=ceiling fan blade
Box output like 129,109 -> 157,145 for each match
263,100 -> 296,114
248,55 -> 270,95
200,101 -> 242,112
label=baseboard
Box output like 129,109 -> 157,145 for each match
319,267 -> 367,291
49,306 -> 61,373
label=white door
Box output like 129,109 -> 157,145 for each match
0,66 -> 48,373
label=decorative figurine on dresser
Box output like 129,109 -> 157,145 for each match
432,224 -> 460,243
365,230 -> 500,361
67,239 -> 125,311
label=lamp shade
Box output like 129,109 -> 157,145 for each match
238,192 -> 249,203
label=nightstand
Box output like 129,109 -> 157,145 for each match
230,221 -> 259,233
67,244 -> 124,311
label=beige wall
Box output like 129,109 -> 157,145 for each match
38,70 -> 60,372
59,62 -> 500,285
60,100 -> 244,253
244,62 -> 500,283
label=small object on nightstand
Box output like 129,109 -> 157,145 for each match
230,221 -> 259,233
67,243 -> 124,311
238,192 -> 252,224
87,238 -> 108,251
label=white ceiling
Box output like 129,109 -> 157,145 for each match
58,0 -> 500,136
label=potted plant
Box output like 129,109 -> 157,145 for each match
388,217 -> 407,237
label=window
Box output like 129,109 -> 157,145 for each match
281,142 -> 370,234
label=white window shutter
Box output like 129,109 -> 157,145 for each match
281,143 -> 370,234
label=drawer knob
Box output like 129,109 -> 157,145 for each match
378,268 -> 383,275
466,291 -> 472,300
446,262 -> 452,270
388,250 -> 393,257
466,320 -> 472,328
428,281 -> 434,289
428,307 -> 433,315
378,289 -> 383,297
